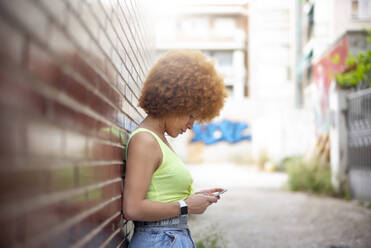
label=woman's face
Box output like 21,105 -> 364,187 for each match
165,114 -> 196,138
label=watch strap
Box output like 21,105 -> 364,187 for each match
178,200 -> 188,215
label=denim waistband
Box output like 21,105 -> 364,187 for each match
134,215 -> 189,229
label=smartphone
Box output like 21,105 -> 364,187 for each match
212,189 -> 228,197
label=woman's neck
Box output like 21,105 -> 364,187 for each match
140,116 -> 166,137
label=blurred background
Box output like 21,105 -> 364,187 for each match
0,0 -> 370,247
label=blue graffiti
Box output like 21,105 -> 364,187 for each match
191,120 -> 252,145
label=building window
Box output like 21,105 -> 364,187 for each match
352,0 -> 371,20
156,18 -> 176,42
307,4 -> 314,40
213,17 -> 236,37
210,51 -> 234,83
303,1 -> 315,41
178,17 -> 209,37
213,51 -> 233,67
304,49 -> 313,85
226,85 -> 234,96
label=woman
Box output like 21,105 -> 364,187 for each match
123,50 -> 227,247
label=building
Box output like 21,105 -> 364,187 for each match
298,0 -> 371,130
297,0 -> 371,199
154,0 -> 249,100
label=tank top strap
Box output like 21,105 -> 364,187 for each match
127,128 -> 168,154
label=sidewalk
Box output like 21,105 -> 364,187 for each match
188,163 -> 371,248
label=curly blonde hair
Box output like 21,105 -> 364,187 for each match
138,50 -> 227,122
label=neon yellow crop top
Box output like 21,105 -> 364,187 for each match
126,128 -> 194,203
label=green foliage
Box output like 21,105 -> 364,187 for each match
331,53 -> 340,64
193,222 -> 228,248
278,156 -> 301,172
343,183 -> 352,201
336,30 -> 371,88
285,157 -> 334,195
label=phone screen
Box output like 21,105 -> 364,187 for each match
212,189 -> 227,197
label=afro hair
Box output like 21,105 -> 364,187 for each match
138,50 -> 227,123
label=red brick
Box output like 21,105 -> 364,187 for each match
84,214 -> 121,248
59,70 -> 91,106
78,166 -> 97,187
38,0 -> 67,27
0,74 -> 49,117
51,101 -> 77,129
88,142 -> 123,161
0,169 -> 50,204
0,1 -> 150,247
0,115 -> 24,158
88,94 -> 116,123
26,121 -> 63,159
72,202 -> 121,246
62,53 -> 102,89
1,1 -> 49,44
108,108 -> 118,125
111,90 -> 121,110
116,78 -> 126,95
110,126 -> 122,144
98,164 -> 122,182
26,43 -> 61,90
0,217 -> 17,246
75,112 -> 97,136
0,19 -> 24,66
94,120 -> 110,141
15,213 -> 27,244
47,25 -> 75,53
20,198 -> 84,245
23,203 -> 62,243
64,132 -> 87,160
111,179 -> 122,196
49,166 -> 76,192
95,75 -> 114,102
67,11 -> 90,51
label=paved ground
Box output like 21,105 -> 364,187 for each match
188,163 -> 371,248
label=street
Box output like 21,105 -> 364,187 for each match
188,164 -> 371,248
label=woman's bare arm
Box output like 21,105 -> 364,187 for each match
123,132 -> 217,221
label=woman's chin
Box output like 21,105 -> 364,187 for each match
167,132 -> 178,138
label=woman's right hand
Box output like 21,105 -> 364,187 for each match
185,194 -> 218,214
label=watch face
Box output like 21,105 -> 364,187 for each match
180,206 -> 188,215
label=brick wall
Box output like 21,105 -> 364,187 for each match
0,0 -> 154,247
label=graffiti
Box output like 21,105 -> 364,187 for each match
312,36 -> 348,134
191,120 -> 251,145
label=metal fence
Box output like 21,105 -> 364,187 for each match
0,0 -> 154,247
347,88 -> 371,202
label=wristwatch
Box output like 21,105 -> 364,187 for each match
178,200 -> 188,215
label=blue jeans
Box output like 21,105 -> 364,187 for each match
128,215 -> 196,248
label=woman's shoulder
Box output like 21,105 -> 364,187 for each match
127,129 -> 163,167
129,129 -> 159,148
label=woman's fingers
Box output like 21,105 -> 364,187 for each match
185,193 -> 219,214
207,188 -> 224,194
196,188 -> 224,195
203,195 -> 218,203
211,188 -> 224,193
